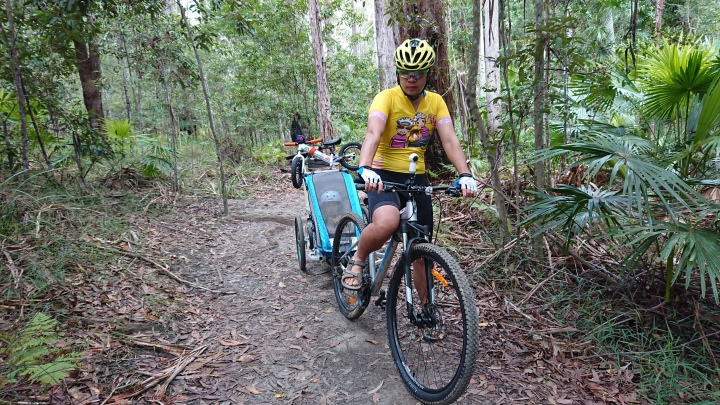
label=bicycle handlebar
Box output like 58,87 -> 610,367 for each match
284,138 -> 323,147
353,177 -> 461,197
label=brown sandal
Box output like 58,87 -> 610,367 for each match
341,259 -> 366,290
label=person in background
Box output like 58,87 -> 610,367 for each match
291,112 -> 303,143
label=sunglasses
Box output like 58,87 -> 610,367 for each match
398,125 -> 413,130
397,69 -> 429,79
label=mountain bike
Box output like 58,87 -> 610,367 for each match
330,154 -> 479,405
284,137 -> 361,189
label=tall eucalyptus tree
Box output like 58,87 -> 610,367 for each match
308,0 -> 334,141
374,0 -> 396,89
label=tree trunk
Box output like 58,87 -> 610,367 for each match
178,1 -> 228,214
654,0 -> 665,40
533,0 -> 546,192
118,37 -> 132,122
23,84 -> 50,168
467,0 -> 508,242
308,0 -> 334,141
5,0 -> 30,174
2,120 -> 13,171
73,38 -> 105,131
158,31 -> 180,193
484,0 -> 502,153
374,0 -> 396,89
396,0 -> 455,172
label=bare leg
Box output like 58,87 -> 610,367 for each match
343,205 -> 399,288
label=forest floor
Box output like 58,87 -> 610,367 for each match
37,169 -> 641,405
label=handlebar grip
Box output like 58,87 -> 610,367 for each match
283,142 -> 297,146
446,187 -> 462,197
355,184 -> 365,190
309,138 -> 323,144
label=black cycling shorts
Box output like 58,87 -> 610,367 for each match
367,169 -> 433,231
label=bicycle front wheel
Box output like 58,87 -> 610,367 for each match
290,155 -> 303,189
386,243 -> 478,405
331,212 -> 368,320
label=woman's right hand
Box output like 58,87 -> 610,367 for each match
359,166 -> 383,193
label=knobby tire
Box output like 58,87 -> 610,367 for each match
331,212 -> 368,320
386,243 -> 478,405
294,215 -> 306,272
291,156 -> 303,189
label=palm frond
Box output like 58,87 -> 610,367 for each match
620,221 -> 720,302
557,133 -> 704,222
522,185 -> 627,247
641,43 -> 718,120
694,76 -> 720,145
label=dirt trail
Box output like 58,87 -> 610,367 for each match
148,189 -> 435,404
109,178 -> 603,405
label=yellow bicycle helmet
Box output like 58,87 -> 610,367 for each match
394,38 -> 436,71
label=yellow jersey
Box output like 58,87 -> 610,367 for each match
368,86 -> 451,174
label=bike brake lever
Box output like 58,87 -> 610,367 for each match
446,187 -> 462,197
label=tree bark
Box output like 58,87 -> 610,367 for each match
178,1 -> 228,214
308,0 -> 334,141
23,83 -> 50,168
484,0 -> 502,154
533,0 -> 546,193
73,38 -> 105,131
396,0 -> 455,172
654,0 -> 665,40
118,37 -> 132,122
158,30 -> 180,193
5,0 -> 30,174
374,0 -> 396,89
466,0 -> 508,242
2,120 -> 13,171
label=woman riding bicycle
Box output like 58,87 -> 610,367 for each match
343,38 -> 478,292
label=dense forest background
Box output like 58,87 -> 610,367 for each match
2,0 -> 720,403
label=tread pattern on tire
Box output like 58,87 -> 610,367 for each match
291,156 -> 303,189
386,243 -> 479,405
295,216 -> 306,272
331,212 -> 368,320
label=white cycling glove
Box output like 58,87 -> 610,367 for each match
358,166 -> 381,185
453,173 -> 478,193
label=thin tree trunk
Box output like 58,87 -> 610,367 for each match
308,0 -> 334,141
533,0 -> 546,192
118,37 -> 132,122
2,120 -> 13,171
533,0 -> 547,252
73,38 -> 105,131
466,0 -> 508,242
158,30 -> 180,193
500,0 -> 522,234
484,0 -> 501,138
23,84 -> 50,168
374,0 -> 395,89
71,130 -> 87,188
131,26 -> 144,130
5,0 -> 29,174
178,1 -> 228,214
654,0 -> 665,40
